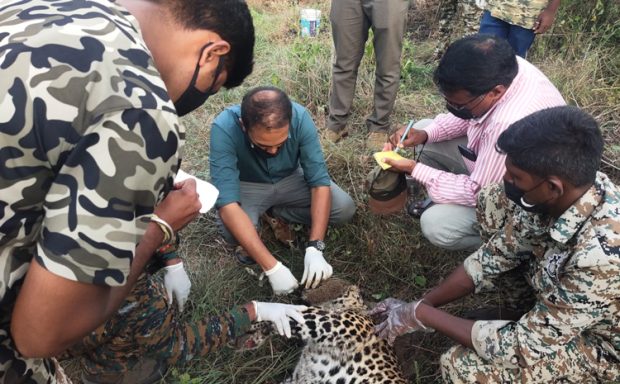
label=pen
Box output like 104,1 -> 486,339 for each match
395,119 -> 415,153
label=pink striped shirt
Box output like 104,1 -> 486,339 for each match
411,57 -> 565,207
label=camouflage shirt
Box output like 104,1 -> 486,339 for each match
0,0 -> 182,381
486,0 -> 549,28
465,173 -> 620,373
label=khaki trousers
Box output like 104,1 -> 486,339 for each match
328,0 -> 409,134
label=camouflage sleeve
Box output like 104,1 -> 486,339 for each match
37,108 -> 180,286
151,305 -> 253,364
471,257 -> 620,367
476,183 -> 512,243
464,185 -> 529,293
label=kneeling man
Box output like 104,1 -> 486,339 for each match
373,106 -> 620,382
210,86 -> 356,295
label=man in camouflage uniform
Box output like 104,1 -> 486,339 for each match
433,0 -> 483,59
0,0 -> 306,383
372,106 -> 620,382
479,0 -> 561,57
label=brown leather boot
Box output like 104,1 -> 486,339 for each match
366,131 -> 388,151
261,213 -> 294,247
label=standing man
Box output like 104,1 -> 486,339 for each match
479,0 -> 561,57
383,35 -> 564,251
0,0 -> 305,383
373,106 -> 620,382
326,0 -> 410,150
433,0 -> 483,60
210,87 -> 356,295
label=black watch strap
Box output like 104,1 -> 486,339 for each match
307,239 -> 325,252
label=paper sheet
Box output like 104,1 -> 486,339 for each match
373,151 -> 407,170
174,169 -> 219,213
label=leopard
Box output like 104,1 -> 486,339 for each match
237,284 -> 408,384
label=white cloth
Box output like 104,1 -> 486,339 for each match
174,169 -> 219,213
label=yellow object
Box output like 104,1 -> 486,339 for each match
373,151 -> 407,170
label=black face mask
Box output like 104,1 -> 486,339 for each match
174,43 -> 224,117
250,141 -> 282,159
503,179 -> 551,214
445,92 -> 488,120
446,104 -> 476,120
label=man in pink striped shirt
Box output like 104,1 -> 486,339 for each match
384,35 -> 564,251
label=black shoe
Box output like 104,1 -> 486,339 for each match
234,245 -> 257,265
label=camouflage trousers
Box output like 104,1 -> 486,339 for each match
65,273 -> 251,377
433,0 -> 483,59
441,337 -> 620,383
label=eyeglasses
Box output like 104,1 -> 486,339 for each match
443,93 -> 487,112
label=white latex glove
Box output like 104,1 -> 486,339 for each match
301,247 -> 333,289
164,262 -> 191,312
475,0 -> 486,10
374,300 -> 433,345
265,261 -> 299,295
367,298 -> 407,317
253,301 -> 308,338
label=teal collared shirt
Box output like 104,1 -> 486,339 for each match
210,102 -> 331,208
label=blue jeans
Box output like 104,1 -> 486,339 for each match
479,11 -> 535,58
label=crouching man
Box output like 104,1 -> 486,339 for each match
210,87 -> 356,294
372,106 -> 620,382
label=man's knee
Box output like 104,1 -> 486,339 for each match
216,216 -> 237,244
420,211 -> 459,249
440,345 -> 473,383
216,209 -> 260,244
329,192 -> 356,224
420,205 -> 480,251
413,118 -> 434,130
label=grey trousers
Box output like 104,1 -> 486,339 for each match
218,169 -> 356,244
327,0 -> 409,134
414,119 -> 482,251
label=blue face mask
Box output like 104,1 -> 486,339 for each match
503,179 -> 551,214
174,43 -> 224,117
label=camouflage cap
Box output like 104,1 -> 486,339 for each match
366,165 -> 407,215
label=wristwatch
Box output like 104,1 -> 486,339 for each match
307,239 -> 325,252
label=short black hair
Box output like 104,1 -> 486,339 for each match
433,34 -> 518,96
497,106 -> 603,187
164,0 -> 255,88
241,86 -> 292,130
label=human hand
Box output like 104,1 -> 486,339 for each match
533,8 -> 557,34
266,261 -> 299,295
374,300 -> 431,345
383,157 -> 416,174
253,301 -> 308,338
385,125 -> 428,151
163,262 -> 191,312
154,179 -> 201,232
301,247 -> 333,289
367,298 -> 407,317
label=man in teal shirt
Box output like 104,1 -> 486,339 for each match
210,86 -> 356,295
